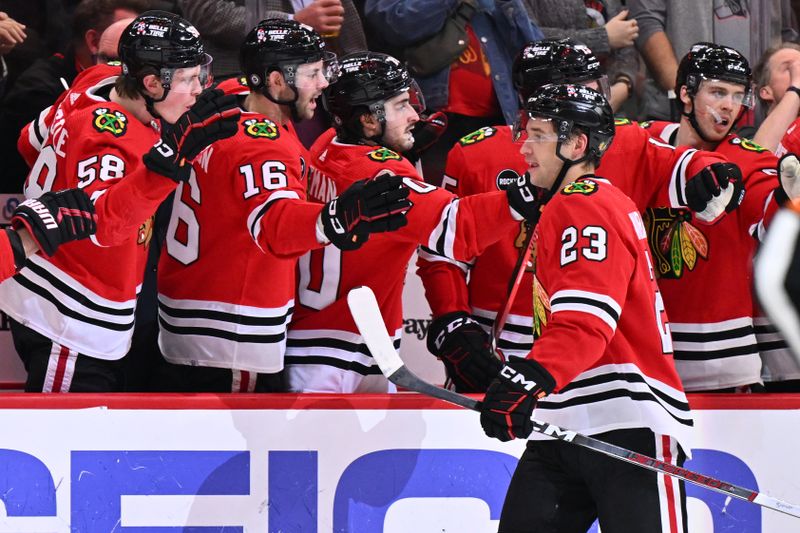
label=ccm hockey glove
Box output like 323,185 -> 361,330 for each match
685,162 -> 744,222
143,88 -> 241,183
405,111 -> 448,162
11,188 -> 97,256
479,358 -> 555,442
427,311 -> 503,393
320,174 -> 412,250
774,154 -> 800,206
503,171 -> 547,224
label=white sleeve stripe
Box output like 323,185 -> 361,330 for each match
89,189 -> 108,248
417,246 -> 471,272
669,148 -> 697,208
550,289 -> 622,315
246,190 -> 300,252
550,301 -> 619,332
427,199 -> 459,259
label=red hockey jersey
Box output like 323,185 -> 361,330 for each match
0,79 -> 176,359
157,112 -> 324,373
529,176 -> 693,451
18,63 -> 122,167
777,116 -> 800,158
418,122 -> 727,358
640,121 -> 779,390
286,130 -> 520,388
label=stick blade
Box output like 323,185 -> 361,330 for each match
347,286 -> 404,376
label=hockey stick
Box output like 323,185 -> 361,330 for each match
491,222 -> 535,355
347,286 -> 800,520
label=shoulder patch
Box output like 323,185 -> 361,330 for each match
92,107 -> 128,137
495,169 -> 520,190
561,178 -> 599,196
243,118 -> 280,139
614,118 -> 633,126
638,120 -> 653,129
459,126 -> 496,146
367,147 -> 401,162
729,137 -> 767,153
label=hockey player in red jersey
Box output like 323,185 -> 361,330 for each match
285,52 -> 545,393
0,189 -> 97,282
153,21 -> 411,393
0,11 -> 241,392
481,83 -> 693,533
419,38 -> 742,393
639,43 -> 794,392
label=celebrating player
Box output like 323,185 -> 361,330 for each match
480,84 -> 693,533
152,21 -> 411,392
0,11 -> 241,392
419,38 -> 742,392
285,52 -> 544,393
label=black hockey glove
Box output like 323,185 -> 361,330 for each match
405,111 -> 447,162
503,171 -> 547,224
479,358 -> 555,442
321,174 -> 412,250
685,162 -> 744,222
143,88 -> 241,183
11,188 -> 97,256
427,311 -> 503,393
773,154 -> 800,206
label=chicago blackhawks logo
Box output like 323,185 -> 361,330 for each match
729,137 -> 767,153
367,147 -> 401,162
533,274 -> 550,339
562,178 -> 599,196
244,118 -> 279,139
614,117 -> 633,126
638,120 -> 653,129
92,108 -> 127,137
458,126 -> 496,146
644,207 -> 709,279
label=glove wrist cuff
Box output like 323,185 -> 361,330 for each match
502,358 -> 556,396
427,311 -> 475,354
5,228 -> 26,270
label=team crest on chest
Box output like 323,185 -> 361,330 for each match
643,207 -> 709,279
614,118 -> 633,126
244,118 -> 279,139
458,126 -> 496,146
92,108 -> 127,137
367,147 -> 401,162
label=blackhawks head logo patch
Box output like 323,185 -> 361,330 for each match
367,147 -> 401,162
614,117 -> 633,126
92,108 -> 127,137
644,207 -> 709,279
244,118 -> 279,139
561,178 -> 599,196
459,126 -> 496,146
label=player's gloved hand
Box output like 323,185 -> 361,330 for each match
685,162 -> 744,223
774,154 -> 800,206
427,311 -> 503,393
405,112 -> 447,161
479,358 -> 555,442
321,174 -> 412,250
503,171 -> 547,224
143,88 -> 241,183
11,188 -> 98,256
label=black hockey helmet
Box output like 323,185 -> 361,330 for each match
676,42 -> 753,102
322,52 -> 424,136
119,10 -> 211,92
512,38 -> 608,102
240,18 -> 338,92
516,83 -> 615,161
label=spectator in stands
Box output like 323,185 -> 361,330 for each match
629,0 -> 785,121
178,0 -> 367,79
750,43 -> 800,152
522,0 -> 639,112
0,0 -> 149,193
96,17 -> 135,63
364,0 -> 543,186
0,11 -> 27,96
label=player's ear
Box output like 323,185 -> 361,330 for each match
360,112 -> 379,136
142,74 -> 163,99
679,85 -> 693,112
